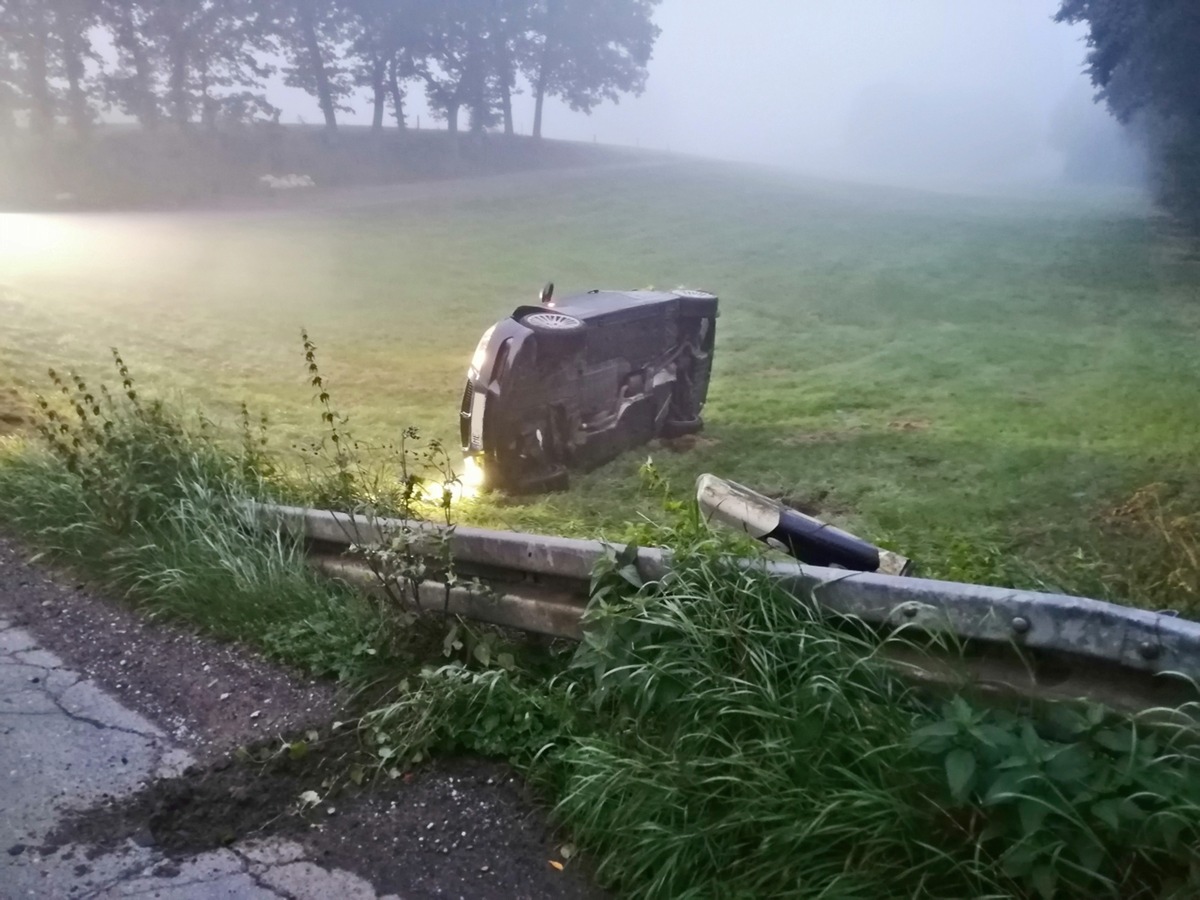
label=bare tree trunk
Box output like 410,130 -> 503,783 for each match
532,74 -> 545,140
298,1 -> 337,131
0,36 -> 15,143
446,101 -> 459,134
25,6 -> 54,137
532,34 -> 554,140
56,4 -> 90,140
531,1 -> 560,141
61,31 -> 88,139
167,30 -> 189,126
465,31 -> 485,134
112,1 -> 157,128
492,20 -> 513,136
387,56 -> 406,129
370,56 -> 386,130
199,64 -> 217,130
501,72 -> 513,136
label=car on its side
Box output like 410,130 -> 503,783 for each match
460,285 -> 719,493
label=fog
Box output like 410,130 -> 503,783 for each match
264,0 -> 1145,189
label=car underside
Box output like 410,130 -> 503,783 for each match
460,287 -> 719,493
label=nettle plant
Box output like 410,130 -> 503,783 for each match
299,331 -> 500,666
347,427 -> 464,621
912,695 -> 1200,898
31,350 -> 233,532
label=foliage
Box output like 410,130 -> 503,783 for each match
0,350 -> 422,685
912,697 -> 1200,898
522,0 -> 660,138
361,522 -> 1200,898
271,0 -> 356,130
101,0 -> 278,129
347,0 -> 429,130
1056,0 -> 1200,228
2,0 -> 662,137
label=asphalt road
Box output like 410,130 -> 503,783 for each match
0,617 -> 399,900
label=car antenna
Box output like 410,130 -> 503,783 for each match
540,281 -> 555,307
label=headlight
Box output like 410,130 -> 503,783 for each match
469,326 -> 496,379
462,455 -> 485,493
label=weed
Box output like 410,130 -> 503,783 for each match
364,508 -> 1200,899
912,695 -> 1200,898
1098,483 -> 1200,614
300,329 -> 361,508
0,353 -> 404,685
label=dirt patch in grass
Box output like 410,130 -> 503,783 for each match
888,418 -> 932,432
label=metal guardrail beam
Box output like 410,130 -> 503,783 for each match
253,503 -> 1200,691
314,556 -> 587,639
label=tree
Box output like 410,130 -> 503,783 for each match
272,0 -> 353,131
188,2 -> 277,129
49,0 -> 99,139
0,6 -> 26,141
101,0 -> 160,128
487,0 -> 532,136
419,0 -> 490,134
8,0 -> 57,137
348,0 -> 429,131
1057,0 -> 1200,226
99,0 -> 275,130
524,0 -> 660,139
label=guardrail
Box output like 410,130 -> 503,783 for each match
253,502 -> 1200,711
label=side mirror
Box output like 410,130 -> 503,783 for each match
540,281 -> 555,306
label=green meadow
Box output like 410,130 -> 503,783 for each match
2,158 -> 1196,595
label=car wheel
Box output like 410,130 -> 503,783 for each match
519,311 -> 585,334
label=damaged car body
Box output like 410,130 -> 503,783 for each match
460,285 -> 718,493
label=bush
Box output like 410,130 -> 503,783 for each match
364,528 -> 1200,899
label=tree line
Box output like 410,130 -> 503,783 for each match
1056,0 -> 1200,227
0,0 -> 662,140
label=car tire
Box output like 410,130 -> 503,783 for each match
518,311 -> 585,335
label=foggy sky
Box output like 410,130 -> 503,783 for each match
265,1 -> 1141,186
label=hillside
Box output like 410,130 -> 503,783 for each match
0,126 -> 647,211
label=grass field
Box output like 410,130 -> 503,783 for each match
1,158 -> 1197,596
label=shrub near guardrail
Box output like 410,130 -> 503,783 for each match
0,352 -> 409,683
365,534 -> 1200,899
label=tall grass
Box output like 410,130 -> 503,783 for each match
0,361 -> 408,684
365,532 -> 1200,899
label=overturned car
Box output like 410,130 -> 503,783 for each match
460,284 -> 718,493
